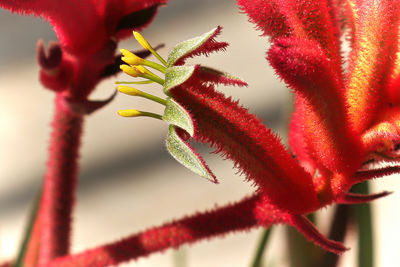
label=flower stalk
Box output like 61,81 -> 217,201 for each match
38,94 -> 84,265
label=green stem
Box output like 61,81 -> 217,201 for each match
351,182 -> 373,267
250,228 -> 272,267
317,204 -> 350,267
13,190 -> 41,267
286,214 -> 321,267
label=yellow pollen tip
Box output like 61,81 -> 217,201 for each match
133,65 -> 148,74
120,64 -> 140,77
133,31 -> 152,51
122,56 -> 142,66
120,48 -> 134,57
120,49 -> 144,66
118,109 -> 142,117
117,85 -> 142,96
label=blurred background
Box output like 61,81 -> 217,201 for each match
1,0 -> 400,266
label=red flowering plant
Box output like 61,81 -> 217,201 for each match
0,0 -> 165,266
2,0 -> 400,266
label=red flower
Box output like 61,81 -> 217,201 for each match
52,3 -> 400,261
0,1 -> 166,265
0,0 -> 166,100
237,0 -> 400,200
117,27 -> 347,256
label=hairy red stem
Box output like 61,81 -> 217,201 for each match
38,94 -> 84,265
48,194 -> 288,267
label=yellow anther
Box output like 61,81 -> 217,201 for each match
133,31 -> 152,51
118,109 -> 142,117
117,85 -> 142,96
120,49 -> 144,65
118,109 -> 163,120
120,64 -> 140,77
120,48 -> 135,57
132,31 -> 167,66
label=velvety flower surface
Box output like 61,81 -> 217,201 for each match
238,0 -> 400,202
116,27 -> 348,256
0,0 -> 165,55
4,0 -> 400,265
118,0 -> 400,257
39,5 -> 400,261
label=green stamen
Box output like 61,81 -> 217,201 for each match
115,80 -> 155,85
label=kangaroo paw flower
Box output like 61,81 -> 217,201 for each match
118,27 -> 319,214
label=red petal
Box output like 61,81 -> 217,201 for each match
345,0 -> 400,133
362,121 -> 400,154
170,82 -> 319,214
101,0 -> 167,39
237,0 -> 342,65
361,107 -> 400,160
289,96 -> 318,176
0,0 -> 106,55
353,166 -> 400,184
269,37 -> 363,175
0,0 -> 166,55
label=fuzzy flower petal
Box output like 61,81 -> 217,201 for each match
345,0 -> 400,133
170,80 -> 319,214
237,0 -> 342,67
0,0 -> 166,55
167,26 -> 228,66
268,37 -> 363,176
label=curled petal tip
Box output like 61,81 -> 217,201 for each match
61,91 -> 117,116
336,191 -> 393,204
37,40 -> 62,70
289,215 -> 349,254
